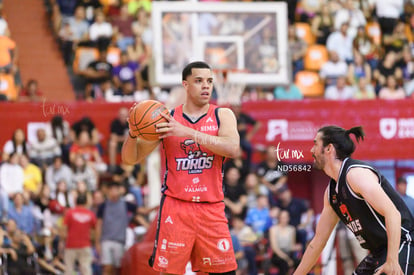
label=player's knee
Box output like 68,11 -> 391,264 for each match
209,271 -> 236,275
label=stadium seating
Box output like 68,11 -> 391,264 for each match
304,44 -> 329,71
295,22 -> 316,45
295,70 -> 324,97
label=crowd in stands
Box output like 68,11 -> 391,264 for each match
44,0 -> 414,102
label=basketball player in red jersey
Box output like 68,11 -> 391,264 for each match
122,61 -> 240,275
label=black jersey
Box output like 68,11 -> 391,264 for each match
329,158 -> 414,253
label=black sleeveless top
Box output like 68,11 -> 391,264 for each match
329,158 -> 414,253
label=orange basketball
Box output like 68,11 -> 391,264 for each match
129,100 -> 169,141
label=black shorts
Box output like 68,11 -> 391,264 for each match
354,241 -> 414,275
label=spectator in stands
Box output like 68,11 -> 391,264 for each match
231,103 -> 261,170
274,185 -> 313,253
0,28 -> 18,74
106,81 -> 138,102
353,25 -> 379,69
32,185 -> 54,231
334,0 -> 366,38
58,21 -> 76,66
244,172 -> 268,210
8,193 -> 35,235
353,77 -> 376,99
230,230 -> 248,275
29,127 -> 61,169
96,182 -> 138,275
373,51 -> 403,91
36,228 -> 66,274
224,147 -> 250,182
295,0 -> 322,22
70,130 -> 107,173
256,146 -> 287,206
131,7 -> 152,41
0,5 -> 10,37
231,215 -> 258,275
395,177 -> 414,216
325,75 -> 355,100
71,116 -> 100,147
2,128 -> 29,162
80,49 -> 113,101
4,220 -> 36,275
224,167 -> 248,221
71,154 -> 97,192
56,0 -> 77,23
112,4 -> 135,51
0,152 -> 24,198
108,107 -> 129,171
72,180 -> 93,208
378,75 -> 406,99
54,179 -> 74,209
45,156 -> 73,195
88,10 -> 113,50
128,0 -> 152,15
111,51 -> 140,91
319,50 -> 348,86
244,194 -> 273,238
258,27 -> 278,74
59,6 -> 89,65
127,34 -> 150,90
75,0 -> 102,24
374,0 -> 404,36
268,210 -> 302,275
400,47 -> 414,97
106,0 -> 122,17
274,83 -> 303,100
0,227 -> 18,270
18,79 -> 43,102
288,24 -> 307,77
326,22 -> 354,63
113,163 -> 144,208
347,51 -> 372,86
90,189 -> 104,214
62,193 -> 96,275
383,20 -> 409,55
19,154 -> 42,197
48,115 -> 71,164
311,5 -> 334,45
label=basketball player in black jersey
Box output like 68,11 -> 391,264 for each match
294,125 -> 414,275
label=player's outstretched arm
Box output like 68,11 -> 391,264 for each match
347,168 -> 404,275
157,108 -> 240,158
293,188 -> 339,275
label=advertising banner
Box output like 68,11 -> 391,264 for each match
243,100 -> 414,162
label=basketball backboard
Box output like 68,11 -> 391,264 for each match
152,1 -> 289,87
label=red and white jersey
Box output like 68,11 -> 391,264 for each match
161,104 -> 225,203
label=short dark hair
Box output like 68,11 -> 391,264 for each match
182,61 -> 211,81
76,194 -> 88,205
318,125 -> 365,160
397,177 -> 408,185
106,181 -> 120,188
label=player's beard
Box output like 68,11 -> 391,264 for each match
313,148 -> 326,170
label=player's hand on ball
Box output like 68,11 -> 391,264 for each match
127,103 -> 138,139
156,112 -> 188,139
